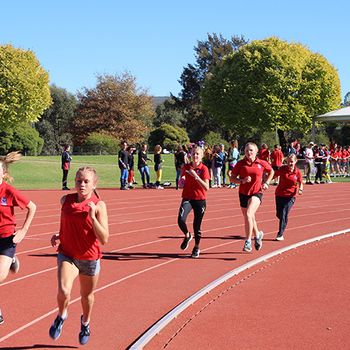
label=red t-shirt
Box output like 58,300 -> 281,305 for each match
275,165 -> 302,197
58,193 -> 101,260
270,149 -> 284,167
0,182 -> 30,238
181,163 -> 210,200
232,158 -> 272,195
258,149 -> 270,162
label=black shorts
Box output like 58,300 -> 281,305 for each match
0,235 -> 16,258
239,193 -> 263,208
272,166 -> 280,171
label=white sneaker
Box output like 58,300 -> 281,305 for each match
156,186 -> 164,190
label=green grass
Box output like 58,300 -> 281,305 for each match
10,154 -> 177,190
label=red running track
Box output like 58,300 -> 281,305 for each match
0,183 -> 349,349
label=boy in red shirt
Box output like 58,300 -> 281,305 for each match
178,146 -> 210,258
274,154 -> 303,240
0,152 -> 36,324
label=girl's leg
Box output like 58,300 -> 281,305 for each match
276,196 -> 295,237
79,274 -> 99,324
175,168 -> 181,189
178,200 -> 192,235
57,260 -> 79,317
242,196 -> 261,241
0,255 -> 13,284
192,200 -> 206,247
145,166 -> 150,184
139,167 -> 146,187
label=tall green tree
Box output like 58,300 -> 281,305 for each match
0,44 -> 51,129
36,85 -> 77,154
202,37 -> 341,149
154,98 -> 185,128
73,72 -> 154,145
174,33 -> 248,140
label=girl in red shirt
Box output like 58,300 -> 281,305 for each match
0,152 -> 36,325
178,146 -> 210,258
231,143 -> 274,252
49,167 -> 109,345
274,154 -> 303,240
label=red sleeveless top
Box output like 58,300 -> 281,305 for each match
58,193 -> 101,260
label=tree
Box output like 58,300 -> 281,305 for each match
202,37 -> 341,150
36,85 -> 77,154
0,44 -> 51,129
148,124 -> 189,151
154,98 -> 185,128
73,72 -> 154,145
174,33 -> 248,140
0,123 -> 43,155
80,132 -> 119,155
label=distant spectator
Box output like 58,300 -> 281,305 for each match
138,144 -> 152,188
154,145 -> 164,189
61,145 -> 72,190
118,141 -> 129,190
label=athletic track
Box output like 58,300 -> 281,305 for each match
0,183 -> 349,349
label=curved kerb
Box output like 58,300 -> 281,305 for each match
129,229 -> 349,349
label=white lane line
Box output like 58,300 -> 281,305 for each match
128,229 -> 350,350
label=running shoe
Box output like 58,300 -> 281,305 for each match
276,233 -> 284,241
79,316 -> 91,345
180,234 -> 192,250
255,231 -> 264,251
191,247 -> 200,258
0,312 -> 4,325
243,240 -> 252,252
10,255 -> 20,274
49,315 -> 65,340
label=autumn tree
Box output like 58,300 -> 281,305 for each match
0,44 -> 51,129
202,37 -> 341,149
174,33 -> 248,140
73,73 -> 154,145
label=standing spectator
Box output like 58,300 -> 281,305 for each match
118,141 -> 129,190
49,167 -> 109,345
0,152 -> 37,324
202,146 -> 213,188
178,146 -> 210,258
230,142 -> 274,252
274,154 -> 303,240
138,143 -> 152,188
154,145 -> 164,189
304,142 -> 314,184
219,144 -> 228,186
270,144 -> 284,185
314,144 -> 325,184
212,145 -> 224,188
127,145 -> 136,189
174,145 -> 187,190
227,140 -> 240,188
61,145 -> 72,190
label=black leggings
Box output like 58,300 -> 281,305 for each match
177,199 -> 206,245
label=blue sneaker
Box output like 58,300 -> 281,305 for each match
243,240 -> 252,252
49,315 -> 65,340
79,315 -> 91,345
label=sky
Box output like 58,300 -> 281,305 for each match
1,0 -> 349,100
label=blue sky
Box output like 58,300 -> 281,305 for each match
2,0 -> 349,101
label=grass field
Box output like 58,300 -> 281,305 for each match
11,154 -> 177,190
9,154 -> 350,190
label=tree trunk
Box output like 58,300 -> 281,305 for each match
277,129 -> 287,153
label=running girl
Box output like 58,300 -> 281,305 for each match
231,142 -> 274,252
274,154 -> 303,240
49,167 -> 109,345
178,146 -> 210,258
0,152 -> 36,324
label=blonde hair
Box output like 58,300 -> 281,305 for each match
76,166 -> 100,198
245,142 -> 258,152
154,144 -> 162,153
0,151 -> 22,182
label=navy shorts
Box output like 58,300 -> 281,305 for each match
58,253 -> 101,276
0,235 -> 16,258
239,193 -> 263,208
